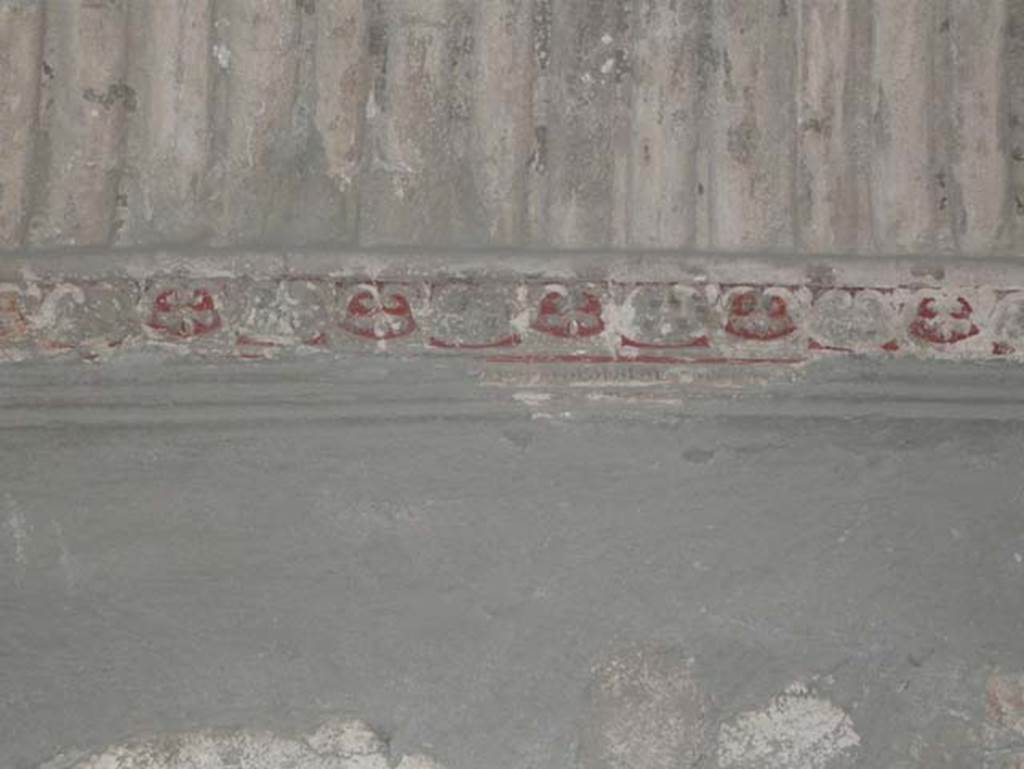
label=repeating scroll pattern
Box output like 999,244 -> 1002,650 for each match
3,273 -> 1024,364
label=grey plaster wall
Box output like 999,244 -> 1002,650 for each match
0,0 -> 1022,256
3,358 -> 1024,769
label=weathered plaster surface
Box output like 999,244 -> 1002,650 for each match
2,2 -> 1023,765
0,0 -> 1021,254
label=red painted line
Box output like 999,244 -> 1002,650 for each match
429,334 -> 521,350
484,354 -> 806,365
808,339 -> 854,353
621,334 -> 711,350
237,335 -> 278,348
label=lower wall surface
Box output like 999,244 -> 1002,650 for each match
2,357 -> 1024,769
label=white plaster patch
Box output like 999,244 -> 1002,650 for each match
212,43 -> 231,70
512,391 -> 553,407
39,718 -> 446,769
717,686 -> 860,769
395,757 -> 447,769
4,492 -> 30,583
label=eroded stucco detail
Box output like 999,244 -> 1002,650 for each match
39,718 -> 445,769
716,684 -> 860,769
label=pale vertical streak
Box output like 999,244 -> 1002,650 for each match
123,0 -> 212,244
709,0 -> 797,251
870,0 -> 935,253
31,0 -> 130,247
945,0 -> 1008,254
0,1 -> 44,249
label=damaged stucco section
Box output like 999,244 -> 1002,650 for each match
987,672 -> 1024,768
40,719 -> 445,769
19,588 -> 1024,769
577,647 -> 861,769
35,677 -> 860,769
578,647 -> 708,769
716,684 -> 860,769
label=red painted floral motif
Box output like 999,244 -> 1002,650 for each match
724,290 -> 797,341
340,285 -> 417,340
5,272 -> 1024,364
909,296 -> 979,345
147,288 -> 222,339
532,289 -> 604,338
